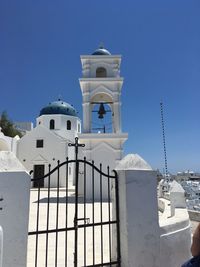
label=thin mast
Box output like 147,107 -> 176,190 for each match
160,101 -> 168,178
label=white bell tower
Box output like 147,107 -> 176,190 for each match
78,46 -> 128,198
80,45 -> 123,134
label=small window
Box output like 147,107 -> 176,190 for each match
78,123 -> 80,133
50,119 -> 55,130
96,67 -> 107,78
67,120 -> 71,130
36,139 -> 43,148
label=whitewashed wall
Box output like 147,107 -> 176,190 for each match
0,130 -> 19,154
0,152 -> 31,267
159,181 -> 191,267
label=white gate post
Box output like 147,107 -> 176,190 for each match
0,152 -> 31,267
115,154 -> 160,267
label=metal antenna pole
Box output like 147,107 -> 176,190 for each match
160,101 -> 169,179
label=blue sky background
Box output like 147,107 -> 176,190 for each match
0,0 -> 199,173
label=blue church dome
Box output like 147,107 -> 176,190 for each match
40,100 -> 77,117
92,46 -> 111,56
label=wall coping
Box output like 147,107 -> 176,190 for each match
159,198 -> 190,235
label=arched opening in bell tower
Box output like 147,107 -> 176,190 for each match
91,93 -> 114,133
96,67 -> 107,78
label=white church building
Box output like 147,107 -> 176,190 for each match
17,100 -> 81,187
17,45 -> 128,191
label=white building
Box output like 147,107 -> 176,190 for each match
17,100 -> 81,187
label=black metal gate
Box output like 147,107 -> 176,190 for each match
28,137 -> 121,267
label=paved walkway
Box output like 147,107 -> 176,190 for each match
27,188 -> 114,267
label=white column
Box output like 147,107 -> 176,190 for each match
82,102 -> 91,133
113,102 -> 121,133
0,152 -> 31,267
170,180 -> 186,216
115,154 -> 160,267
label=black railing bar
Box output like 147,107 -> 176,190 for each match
45,164 -> 51,267
115,172 -> 121,267
100,163 -> 103,265
74,159 -> 79,267
108,166 -> 112,265
55,160 -> 60,267
65,158 -> 69,267
28,220 -> 118,235
35,183 -> 41,267
92,160 -> 95,266
84,157 -> 86,267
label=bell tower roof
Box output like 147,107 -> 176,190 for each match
92,45 -> 111,56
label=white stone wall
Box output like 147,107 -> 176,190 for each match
116,154 -> 160,267
0,152 -> 31,267
0,130 -> 19,154
159,199 -> 191,267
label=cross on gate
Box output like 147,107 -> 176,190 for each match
68,137 -> 85,267
68,137 -> 85,158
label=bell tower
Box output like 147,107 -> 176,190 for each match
78,45 -> 128,176
78,46 -> 128,199
79,45 -> 123,134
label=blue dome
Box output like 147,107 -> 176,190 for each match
92,47 -> 111,56
40,100 -> 77,117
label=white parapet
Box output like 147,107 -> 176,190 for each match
159,182 -> 191,267
116,154 -> 160,267
0,151 -> 31,267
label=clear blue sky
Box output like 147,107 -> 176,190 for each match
0,0 -> 200,173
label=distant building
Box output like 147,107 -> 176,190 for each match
175,170 -> 200,182
14,122 -> 33,135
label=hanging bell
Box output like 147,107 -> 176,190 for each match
98,103 -> 106,119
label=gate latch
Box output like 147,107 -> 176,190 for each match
76,217 -> 90,225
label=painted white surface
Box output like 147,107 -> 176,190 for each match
0,152 -> 31,267
159,197 -> 191,267
80,54 -> 124,134
0,129 -> 19,155
115,153 -> 152,170
0,151 -> 26,171
79,133 -> 127,200
0,226 -> 2,267
116,155 -> 160,267
17,113 -> 80,187
170,180 -> 186,216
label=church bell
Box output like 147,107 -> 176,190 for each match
98,103 -> 106,119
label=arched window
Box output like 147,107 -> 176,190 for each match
96,67 -> 107,78
67,120 -> 71,130
50,119 -> 55,130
